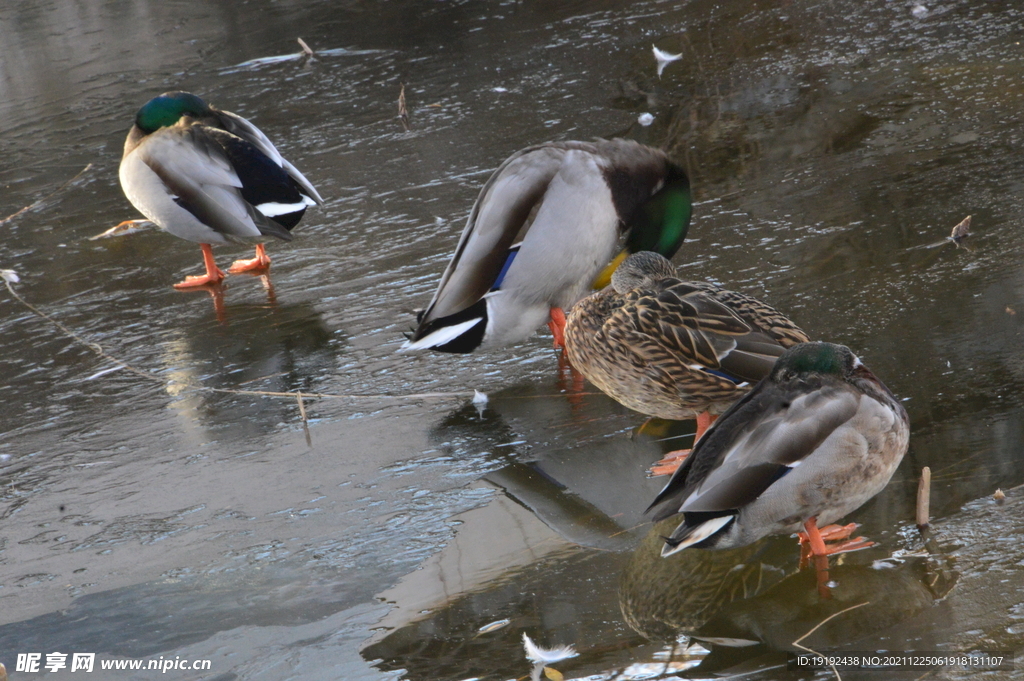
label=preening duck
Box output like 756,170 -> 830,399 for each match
402,139 -> 692,353
118,91 -> 323,289
645,342 -> 908,580
564,251 -> 808,472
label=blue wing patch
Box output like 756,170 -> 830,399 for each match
699,367 -> 744,384
490,245 -> 521,291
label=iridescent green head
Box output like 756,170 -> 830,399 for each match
772,342 -> 857,382
625,162 -> 692,257
134,91 -> 211,133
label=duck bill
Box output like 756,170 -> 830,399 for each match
591,249 -> 628,290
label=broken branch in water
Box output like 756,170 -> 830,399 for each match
792,602 -> 870,681
0,163 -> 93,227
398,83 -> 410,131
917,466 -> 931,531
297,37 -> 315,59
2,272 -> 161,386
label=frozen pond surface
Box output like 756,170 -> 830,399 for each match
2,0 -> 1024,679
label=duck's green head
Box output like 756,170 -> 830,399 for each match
772,342 -> 858,382
626,162 -> 692,257
134,92 -> 212,134
593,162 -> 691,289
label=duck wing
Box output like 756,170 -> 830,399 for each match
214,108 -> 324,205
629,281 -> 802,383
207,128 -> 315,231
647,379 -> 860,523
415,143 -> 572,329
136,124 -> 292,242
705,288 -> 809,348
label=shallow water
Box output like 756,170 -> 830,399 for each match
1,0 -> 1023,679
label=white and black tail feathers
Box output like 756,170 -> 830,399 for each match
660,513 -> 736,557
400,298 -> 488,353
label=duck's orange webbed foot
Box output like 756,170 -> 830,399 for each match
174,244 -> 225,289
648,449 -> 690,477
798,519 -> 875,599
173,274 -> 225,289
647,412 -> 719,476
228,244 -> 271,274
797,522 -> 874,568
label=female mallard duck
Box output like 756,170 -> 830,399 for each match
401,139 -> 691,353
118,91 -> 323,288
564,251 -> 809,470
646,342 -> 909,592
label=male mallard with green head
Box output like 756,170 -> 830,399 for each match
402,139 -> 691,353
646,342 -> 908,591
565,251 -> 809,471
118,91 -> 323,289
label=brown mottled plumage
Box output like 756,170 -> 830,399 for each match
565,252 -> 809,421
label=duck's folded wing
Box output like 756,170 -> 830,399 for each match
206,128 -> 311,232
648,383 -> 860,521
138,126 -> 276,240
630,283 -> 790,382
415,144 -> 570,329
216,108 -> 324,205
683,386 -> 861,513
706,288 -> 809,347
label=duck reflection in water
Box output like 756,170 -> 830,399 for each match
427,386 -> 667,549
621,517 -> 956,676
184,272 -> 276,324
162,301 -> 341,439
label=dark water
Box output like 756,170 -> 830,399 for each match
1,0 -> 1023,679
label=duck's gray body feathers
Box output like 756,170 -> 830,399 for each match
647,342 -> 909,556
119,97 -> 322,246
404,139 -> 689,353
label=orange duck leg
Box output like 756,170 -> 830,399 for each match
174,243 -> 226,289
228,243 -> 272,274
649,412 -> 718,477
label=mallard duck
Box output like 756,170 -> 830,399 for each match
118,91 -> 323,289
564,251 -> 809,469
646,342 -> 909,592
401,139 -> 691,353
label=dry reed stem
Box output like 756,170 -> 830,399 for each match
0,164 -> 93,227
296,391 -> 312,446
398,83 -> 410,131
917,466 -> 931,530
792,601 -> 870,681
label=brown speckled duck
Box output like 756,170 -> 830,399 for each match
564,251 -> 809,471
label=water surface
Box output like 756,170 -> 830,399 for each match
2,0 -> 1024,679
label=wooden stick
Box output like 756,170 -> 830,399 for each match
398,83 -> 410,131
916,466 -> 931,530
0,163 -> 92,227
296,391 -> 312,447
297,37 -> 315,58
